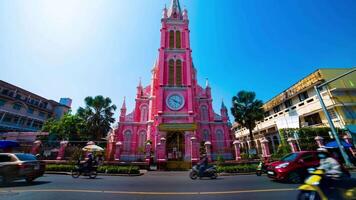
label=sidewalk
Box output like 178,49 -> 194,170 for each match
45,169 -> 147,176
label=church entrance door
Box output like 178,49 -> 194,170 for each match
166,132 -> 185,161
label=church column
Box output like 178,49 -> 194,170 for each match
287,138 -> 299,152
56,141 -> 69,160
233,140 -> 241,161
115,141 -> 123,161
145,142 -> 152,164
31,140 -> 42,155
159,137 -> 167,162
190,135 -> 198,164
186,50 -> 192,86
315,136 -> 324,148
204,141 -> 212,162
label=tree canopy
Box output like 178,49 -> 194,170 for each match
231,91 -> 264,147
77,95 -> 117,141
42,95 -> 117,141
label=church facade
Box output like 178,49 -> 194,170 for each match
107,0 -> 233,163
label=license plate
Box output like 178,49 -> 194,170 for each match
267,171 -> 274,175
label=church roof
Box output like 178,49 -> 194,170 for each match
125,111 -> 134,122
214,113 -> 222,121
143,85 -> 151,96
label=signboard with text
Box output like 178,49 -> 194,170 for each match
158,123 -> 197,131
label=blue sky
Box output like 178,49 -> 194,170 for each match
1,0 -> 356,121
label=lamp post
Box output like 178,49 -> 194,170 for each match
314,67 -> 355,167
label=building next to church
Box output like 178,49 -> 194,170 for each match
234,68 -> 356,156
0,80 -> 72,134
107,0 -> 233,163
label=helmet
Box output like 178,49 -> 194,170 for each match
317,147 -> 328,153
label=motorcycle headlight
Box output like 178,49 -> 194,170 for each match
275,162 -> 289,169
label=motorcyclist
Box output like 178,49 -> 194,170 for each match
84,153 -> 94,171
316,147 -> 343,177
198,154 -> 209,177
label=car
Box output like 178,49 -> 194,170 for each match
0,153 -> 46,185
266,151 -> 349,183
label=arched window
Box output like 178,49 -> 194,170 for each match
169,30 -> 175,49
200,105 -> 208,121
176,60 -> 182,86
123,130 -> 132,152
175,31 -> 181,48
140,105 -> 148,122
202,130 -> 210,142
138,131 -> 146,148
216,130 -> 225,150
168,59 -> 175,86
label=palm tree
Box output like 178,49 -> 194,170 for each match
231,91 -> 264,154
77,96 -> 117,141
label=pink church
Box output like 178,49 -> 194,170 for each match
107,0 -> 233,163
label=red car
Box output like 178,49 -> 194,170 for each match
266,151 -> 349,183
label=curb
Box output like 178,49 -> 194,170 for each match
45,172 -> 144,176
218,172 -> 256,176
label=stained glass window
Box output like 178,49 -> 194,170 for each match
124,130 -> 132,152
169,30 -> 174,49
176,60 -> 182,86
138,131 -> 146,148
216,130 -> 225,150
168,59 -> 175,86
176,31 -> 181,48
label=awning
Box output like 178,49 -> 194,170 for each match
0,140 -> 20,149
346,125 -> 356,135
325,140 -> 353,148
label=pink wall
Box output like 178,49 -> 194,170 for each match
108,1 -> 232,162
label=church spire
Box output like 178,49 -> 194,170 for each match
121,96 -> 126,110
221,99 -> 227,110
168,0 -> 182,19
119,97 -> 127,122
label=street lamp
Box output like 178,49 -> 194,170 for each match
314,67 -> 356,167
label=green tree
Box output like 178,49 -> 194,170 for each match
77,95 -> 117,141
42,113 -> 85,141
231,91 -> 264,153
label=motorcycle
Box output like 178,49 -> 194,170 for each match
71,162 -> 98,179
189,165 -> 218,180
256,161 -> 268,176
297,169 -> 356,200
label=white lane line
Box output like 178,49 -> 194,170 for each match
0,188 -> 296,195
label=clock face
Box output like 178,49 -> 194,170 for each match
167,94 -> 185,111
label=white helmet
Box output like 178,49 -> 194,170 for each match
317,147 -> 328,152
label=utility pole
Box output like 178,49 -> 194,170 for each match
314,67 -> 356,167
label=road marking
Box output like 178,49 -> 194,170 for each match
0,188 -> 296,195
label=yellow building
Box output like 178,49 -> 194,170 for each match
234,68 -> 356,154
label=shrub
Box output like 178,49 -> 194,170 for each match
240,153 -> 249,160
271,144 -> 292,160
216,155 -> 225,166
45,164 -> 74,172
97,165 -> 140,174
217,164 -> 258,173
45,164 -> 140,174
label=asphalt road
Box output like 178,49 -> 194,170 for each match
0,172 -> 310,200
